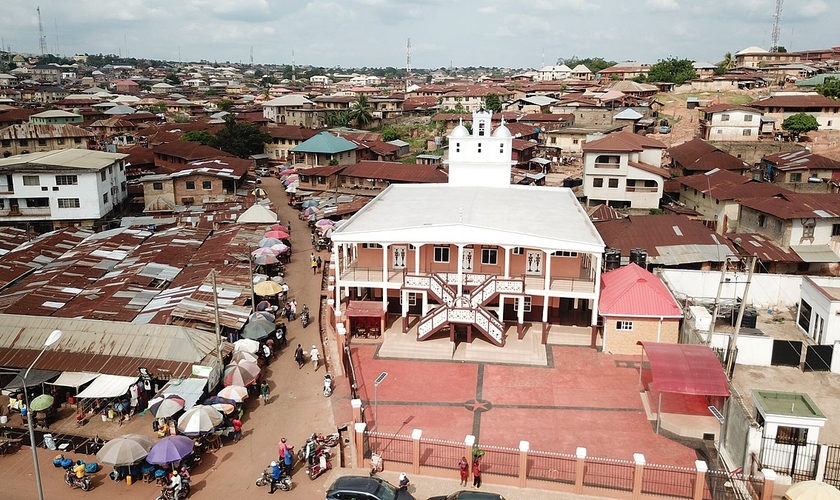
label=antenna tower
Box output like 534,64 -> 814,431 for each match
37,7 -> 47,55
291,49 -> 296,81
770,0 -> 783,52
250,46 -> 253,65
405,38 -> 412,90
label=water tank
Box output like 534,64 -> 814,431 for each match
605,249 -> 621,271
629,248 -> 648,269
742,309 -> 758,329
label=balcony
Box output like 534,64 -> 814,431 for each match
0,207 -> 52,218
625,186 -> 658,193
593,162 -> 621,169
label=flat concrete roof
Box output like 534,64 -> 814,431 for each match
753,390 -> 826,419
0,149 -> 127,170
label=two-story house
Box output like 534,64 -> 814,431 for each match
668,139 -> 751,176
750,94 -> 840,131
677,168 -> 790,234
264,125 -> 320,163
290,132 -> 357,168
29,110 -> 84,125
0,123 -> 94,157
699,104 -> 772,141
582,131 -> 668,209
151,142 -> 237,173
762,150 -> 840,186
141,155 -> 250,212
0,149 -> 128,231
536,65 -> 573,81
737,193 -> 840,274
331,109 -> 605,351
262,95 -> 323,128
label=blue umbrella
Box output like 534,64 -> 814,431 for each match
301,199 -> 319,208
259,237 -> 282,248
145,436 -> 195,465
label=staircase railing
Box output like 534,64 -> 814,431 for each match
469,276 -> 525,308
404,273 -> 456,306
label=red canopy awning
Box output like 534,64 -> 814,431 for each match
345,301 -> 386,318
637,342 -> 731,397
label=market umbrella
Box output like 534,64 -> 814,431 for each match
301,199 -> 319,208
249,311 -> 275,323
784,481 -> 840,500
96,436 -> 151,466
253,280 -> 283,296
256,300 -> 272,311
252,248 -> 279,266
320,227 -> 333,239
29,394 -> 54,412
279,169 -> 295,175
203,396 -> 237,406
252,188 -> 267,198
148,395 -> 186,419
146,436 -> 195,465
267,223 -> 286,232
316,218 -> 335,228
223,361 -> 261,387
302,206 -> 319,217
177,405 -> 223,436
270,243 -> 290,254
283,174 -> 299,186
264,230 -> 289,240
233,338 -> 260,354
259,237 -> 282,248
211,403 -> 236,415
217,385 -> 249,402
230,350 -> 259,364
242,318 -> 274,340
125,434 -> 155,451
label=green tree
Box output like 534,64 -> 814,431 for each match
216,99 -> 235,112
165,72 -> 181,85
349,95 -> 374,129
380,127 -> 399,142
817,77 -> 840,100
325,110 -> 351,128
646,57 -> 698,84
782,113 -> 819,138
556,56 -> 616,74
210,116 -> 271,158
484,93 -> 502,113
182,130 -> 214,145
715,52 -> 735,76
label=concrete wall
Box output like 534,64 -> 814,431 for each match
713,141 -> 804,167
603,316 -> 679,355
658,269 -> 804,308
709,331 -> 774,366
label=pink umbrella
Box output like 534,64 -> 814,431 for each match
252,247 -> 279,265
316,219 -> 335,228
267,224 -> 286,232
270,243 -> 290,254
279,169 -> 295,175
264,230 -> 290,240
303,206 -> 319,217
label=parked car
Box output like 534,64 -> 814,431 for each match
428,492 -> 505,500
326,476 -> 413,500
255,167 -> 271,177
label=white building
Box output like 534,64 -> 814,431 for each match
581,130 -> 668,209
699,104 -> 770,141
261,94 -> 316,126
0,149 -> 128,230
330,109 -> 605,352
537,65 -> 572,81
798,276 -> 840,345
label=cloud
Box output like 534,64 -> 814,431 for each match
796,0 -> 828,18
478,6 -> 497,14
645,0 -> 679,12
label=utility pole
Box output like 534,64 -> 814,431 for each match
709,256 -> 734,345
726,255 -> 756,378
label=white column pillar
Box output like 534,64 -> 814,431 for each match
544,250 -> 552,291
401,289 -> 408,324
504,246 -> 511,278
542,293 -> 549,323
591,254 -> 601,327
517,296 -> 525,325
456,244 -> 464,297
382,244 -> 389,283
414,244 -> 421,274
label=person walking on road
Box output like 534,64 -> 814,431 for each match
472,458 -> 482,489
295,344 -> 304,368
311,258 -> 318,274
261,381 -> 270,404
283,446 -> 293,477
458,456 -> 469,486
277,437 -> 292,463
232,417 -> 243,443
310,345 -> 321,370
316,256 -> 322,271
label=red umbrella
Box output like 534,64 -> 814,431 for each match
264,230 -> 290,240
267,224 -> 286,232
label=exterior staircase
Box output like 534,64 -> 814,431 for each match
468,276 -> 524,307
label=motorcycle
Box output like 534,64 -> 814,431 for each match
306,449 -> 332,480
255,467 -> 292,491
296,434 -> 339,460
323,373 -> 332,397
300,309 -> 309,328
155,483 -> 190,500
64,470 -> 92,491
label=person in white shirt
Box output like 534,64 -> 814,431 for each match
310,345 -> 320,370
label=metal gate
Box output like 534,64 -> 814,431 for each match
771,340 -> 802,367
804,345 -> 833,372
824,445 -> 840,489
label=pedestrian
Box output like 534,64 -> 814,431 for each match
262,343 -> 272,365
290,299 -> 297,319
277,437 -> 291,462
472,458 -> 481,489
310,252 -> 315,263
232,416 -> 242,443
458,456 -> 469,486
261,381 -> 270,404
295,344 -> 304,368
311,259 -> 318,274
310,345 -> 320,370
278,323 -> 287,347
283,446 -> 293,476
316,256 -> 322,270
398,472 -> 410,491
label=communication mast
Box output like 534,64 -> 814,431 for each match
37,6 -> 47,55
770,0 -> 783,52
405,38 -> 412,90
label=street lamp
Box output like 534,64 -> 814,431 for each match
24,329 -> 62,500
373,371 -> 388,432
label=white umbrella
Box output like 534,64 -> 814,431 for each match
233,338 -> 260,354
784,481 -> 840,500
177,405 -> 224,436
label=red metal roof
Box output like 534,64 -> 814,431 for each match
738,193 -> 840,219
763,150 -> 840,172
637,342 -> 731,397
677,169 -> 790,200
582,130 -> 666,153
599,263 -> 682,318
345,301 -> 386,318
669,139 -> 748,173
752,94 -> 840,110
340,161 -> 447,183
727,233 -> 802,263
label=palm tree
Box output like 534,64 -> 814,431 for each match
721,52 -> 735,70
349,95 -> 373,129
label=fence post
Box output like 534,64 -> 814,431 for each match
355,422 -> 367,469
816,443 -> 829,482
465,435 -> 476,471
574,447 -> 586,494
351,399 -> 363,424
411,429 -> 422,475
760,468 -> 776,500
518,440 -> 529,488
693,460 -> 707,500
632,453 -> 645,500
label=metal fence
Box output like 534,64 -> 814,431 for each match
526,450 -> 577,485
582,456 -> 635,493
641,463 -> 698,498
703,469 -> 763,500
475,444 -> 520,478
419,437 -> 463,470
824,444 -> 840,489
367,431 -> 413,464
759,435 -> 818,482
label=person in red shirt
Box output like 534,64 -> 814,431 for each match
472,458 -> 481,489
232,417 -> 242,443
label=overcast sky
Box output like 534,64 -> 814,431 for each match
1,0 -> 834,69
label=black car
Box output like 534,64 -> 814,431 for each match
428,492 -> 505,500
325,475 -> 414,500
